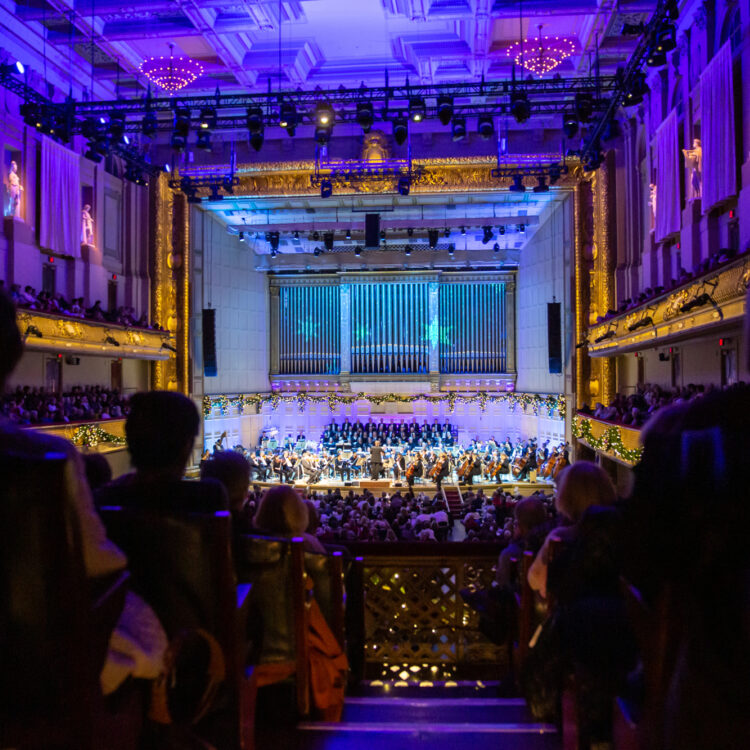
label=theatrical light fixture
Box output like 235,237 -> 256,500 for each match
393,115 -> 408,146
448,244 -> 455,255
108,111 -> 126,141
498,225 -> 506,235
1,60 -> 24,76
624,71 -> 649,106
313,247 -> 322,256
666,0 -> 679,21
141,110 -> 158,136
20,102 -> 40,127
320,179 -> 333,199
397,175 -> 410,196
646,46 -> 666,67
548,165 -> 562,184
574,93 -> 594,122
196,129 -> 211,151
279,102 -> 297,135
354,246 -> 362,256
139,48 -> 203,93
656,24 -> 677,52
451,117 -> 466,141
312,231 -> 320,240
437,95 -> 454,126
519,223 -> 526,233
405,244 -> 412,256
428,229 -> 439,249
510,92 -> 531,123
199,107 -> 216,130
477,115 -> 494,139
443,228 -> 450,238
270,248 -> 277,258
509,174 -> 526,193
407,227 -> 414,237
460,226 -> 466,236
562,111 -> 578,139
315,101 -> 334,126
356,100 -> 374,132
238,231 -> 245,242
481,226 -> 493,245
250,131 -> 264,151
246,106 -> 264,135
493,243 -> 500,252
323,232 -> 334,251
171,106 -> 191,150
533,176 -> 550,193
409,96 -> 426,122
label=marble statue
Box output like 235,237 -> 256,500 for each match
81,203 -> 95,245
7,160 -> 23,218
648,183 -> 657,232
682,138 -> 702,199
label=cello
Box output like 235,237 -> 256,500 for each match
511,449 -> 529,479
457,453 -> 472,481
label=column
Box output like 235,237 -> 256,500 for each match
269,286 -> 280,374
428,280 -> 439,373
340,282 -> 351,375
505,280 -> 516,374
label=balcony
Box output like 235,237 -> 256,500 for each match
28,418 -> 127,454
572,414 -> 642,466
15,310 -> 173,360
587,253 -> 750,357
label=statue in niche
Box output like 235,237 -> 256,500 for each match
682,138 -> 702,200
648,183 -> 657,232
81,204 -> 95,246
361,130 -> 390,162
6,160 -> 23,218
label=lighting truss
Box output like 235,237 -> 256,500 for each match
310,146 -> 425,188
490,163 -> 569,182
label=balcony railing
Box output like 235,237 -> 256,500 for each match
572,414 -> 642,465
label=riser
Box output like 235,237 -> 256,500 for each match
343,697 -> 532,724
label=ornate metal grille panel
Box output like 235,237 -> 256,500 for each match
350,282 -> 429,374
439,282 -> 507,373
278,284 -> 340,374
362,555 -> 504,671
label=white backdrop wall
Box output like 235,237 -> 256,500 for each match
515,195 -> 572,394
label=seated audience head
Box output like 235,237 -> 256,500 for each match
82,451 -> 113,491
255,485 -> 309,537
554,461 -> 616,522
125,391 -> 200,479
200,450 -> 251,513
0,288 -> 23,391
514,496 -> 547,537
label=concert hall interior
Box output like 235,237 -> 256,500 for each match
2,0 -> 750,748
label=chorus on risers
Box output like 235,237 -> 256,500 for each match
207,434 -> 569,489
321,418 -> 456,450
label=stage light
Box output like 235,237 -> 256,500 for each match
246,106 -> 263,135
315,101 -> 334,126
407,227 -> 414,237
141,111 -> 158,136
493,243 -> 500,252
250,132 -> 264,151
397,175 -> 410,196
448,244 -> 455,255
574,93 -> 594,122
405,244 -> 412,256
313,247 -> 322,256
451,117 -> 466,141
108,111 -> 126,141
324,232 -> 334,251
315,123 -> 332,145
477,115 -> 494,140
196,129 -> 212,150
320,179 -> 333,198
20,102 -> 40,127
238,231 -> 245,242
519,223 -> 526,233
84,146 -> 103,163
510,92 -> 530,123
443,228 -> 450,238
393,115 -> 408,146
270,248 -> 277,258
1,60 -> 24,76
293,230 -> 300,240
562,112 -> 578,139
221,176 -> 234,194
481,226 -> 493,244
498,225 -> 505,235
656,24 -> 676,52
356,100 -> 374,132
409,96 -> 425,122
279,102 -> 297,135
354,246 -> 362,256
624,71 -> 649,106
163,163 -> 171,173
437,95 -> 454,126
428,229 -> 439,249
199,107 -> 216,130
666,0 -> 678,21
646,45 -> 666,67
208,184 -> 223,201
533,176 -> 549,193
171,106 -> 190,150
312,231 -> 320,240
509,174 -> 526,193
583,150 -> 603,172
460,226 -> 466,235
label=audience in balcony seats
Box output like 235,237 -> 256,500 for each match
622,378 -> 750,749
95,391 -> 228,514
253,484 -> 325,554
200,450 -> 254,534
494,496 -> 550,588
0,287 -> 167,697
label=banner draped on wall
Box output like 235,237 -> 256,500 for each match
203,391 -> 566,419
40,137 -> 81,258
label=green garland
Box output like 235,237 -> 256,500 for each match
204,391 -> 566,420
571,415 -> 643,464
71,424 -> 127,448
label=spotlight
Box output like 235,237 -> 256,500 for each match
624,71 -> 649,106
646,45 -> 666,67
246,106 -> 264,135
407,227 -> 414,237
312,231 -> 320,241
562,112 -> 578,139
269,231 -> 281,251
656,24 -> 677,53
108,111 -> 126,142
460,226 -> 466,236
448,244 -> 455,255
574,93 -> 594,122
250,132 -> 264,151
142,110 -> 158,136
393,115 -> 408,146
313,247 -> 322,256
409,96 -> 426,122
380,230 -> 386,240
20,102 -> 40,127
354,246 -> 363,256
498,225 -> 505,235
510,92 -> 530,123
405,244 -> 412,256
270,248 -> 277,258
279,102 -> 297,136
315,101 -> 334,126
356,100 -> 374,132
323,232 -> 334,251
171,106 -> 190,150
443,228 -> 450,238
477,115 -> 494,140
315,123 -> 332,145
196,129 -> 212,150
320,179 -> 333,198
199,107 -> 216,130
163,163 -> 171,173
509,174 -> 526,193
493,243 -> 500,252
293,230 -> 300,240
437,95 -> 454,126
238,231 -> 245,242
451,117 -> 466,141
1,60 -> 24,76
397,175 -> 410,196
533,176 -> 549,193
481,226 -> 493,244
519,223 -> 526,233
428,229 -> 439,249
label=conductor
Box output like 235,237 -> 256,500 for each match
370,440 -> 384,480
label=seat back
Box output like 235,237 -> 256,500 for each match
0,451 -> 95,737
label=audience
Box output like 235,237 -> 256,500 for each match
200,450 -> 253,533
0,384 -> 130,425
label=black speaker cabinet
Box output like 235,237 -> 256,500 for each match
365,213 -> 380,248
547,302 -> 562,374
202,308 -> 218,377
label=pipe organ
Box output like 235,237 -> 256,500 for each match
270,272 -> 514,376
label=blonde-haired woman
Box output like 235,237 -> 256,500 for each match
528,461 -> 616,598
254,484 -> 325,553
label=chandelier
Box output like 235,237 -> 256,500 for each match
505,26 -> 575,76
139,44 -> 203,93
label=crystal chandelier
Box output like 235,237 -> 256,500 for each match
139,44 -> 203,93
505,26 -> 575,76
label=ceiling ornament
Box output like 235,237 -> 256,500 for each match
504,27 -> 575,76
139,44 -> 203,93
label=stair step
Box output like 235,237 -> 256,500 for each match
343,697 -> 532,724
356,680 -> 503,698
297,721 -> 558,750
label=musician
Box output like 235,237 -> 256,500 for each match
433,453 -> 451,491
336,448 -> 352,482
394,451 -> 406,481
370,440 -> 384,480
460,452 -> 482,485
406,452 -> 424,490
299,452 -> 317,483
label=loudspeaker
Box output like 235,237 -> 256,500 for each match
202,308 -> 218,377
547,302 -> 562,374
365,213 -> 380,248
